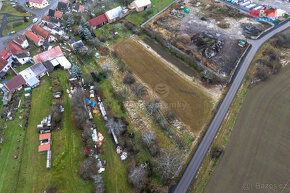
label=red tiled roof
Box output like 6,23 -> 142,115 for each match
0,49 -> 8,59
0,58 -> 8,71
25,30 -> 44,45
31,24 -> 50,40
33,46 -> 63,63
79,5 -> 84,12
38,144 -> 51,152
42,15 -> 50,22
39,133 -> 51,140
29,0 -> 44,4
54,11 -> 63,19
5,41 -> 23,55
13,34 -> 27,46
4,75 -> 26,92
88,14 -> 108,27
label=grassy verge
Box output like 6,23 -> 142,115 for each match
127,0 -> 175,25
3,18 -> 33,35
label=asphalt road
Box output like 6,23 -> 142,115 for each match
172,20 -> 290,193
0,0 -> 60,50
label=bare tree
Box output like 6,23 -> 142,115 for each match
123,73 -> 135,85
128,166 -> 149,190
106,118 -> 126,136
131,83 -> 148,100
154,149 -> 182,182
79,159 -> 98,180
71,89 -> 89,129
141,130 -> 160,156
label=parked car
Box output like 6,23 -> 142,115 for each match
33,18 -> 38,23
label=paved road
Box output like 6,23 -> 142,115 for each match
172,20 -> 290,193
0,0 -> 60,50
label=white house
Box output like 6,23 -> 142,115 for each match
29,0 -> 49,9
0,58 -> 12,79
13,35 -> 29,49
13,53 -> 32,65
129,0 -> 152,12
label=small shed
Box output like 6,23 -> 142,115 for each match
38,144 -> 51,153
26,77 -> 40,88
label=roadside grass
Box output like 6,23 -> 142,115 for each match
0,93 -> 26,193
0,2 -> 32,16
127,0 -> 175,25
7,16 -> 23,21
3,18 -> 33,35
16,71 -> 93,193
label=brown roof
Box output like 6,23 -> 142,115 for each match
33,46 -> 63,63
31,24 -> 51,40
4,75 -> 26,92
5,41 -> 25,55
0,58 -> 8,71
13,34 -> 27,46
25,30 -> 44,45
42,15 -> 50,22
54,11 -> 63,19
38,144 -> 51,152
39,133 -> 51,140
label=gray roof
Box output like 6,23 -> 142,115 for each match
30,63 -> 47,77
43,61 -> 54,72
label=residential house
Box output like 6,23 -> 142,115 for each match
26,76 -> 40,88
42,42 -> 53,51
33,46 -> 63,63
13,34 -> 29,49
105,6 -> 129,23
0,58 -> 12,79
42,24 -> 68,40
25,30 -> 44,47
88,14 -> 108,29
30,62 -> 48,78
54,11 -> 63,19
41,15 -> 50,23
69,40 -> 88,52
0,49 -> 10,60
4,74 -> 26,92
29,0 -> 49,9
31,24 -> 56,42
48,9 -> 55,17
129,0 -> 151,12
19,67 -> 36,81
5,41 -> 27,55
13,53 -> 32,65
57,1 -> 68,11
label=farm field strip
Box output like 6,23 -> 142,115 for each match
204,64 -> 290,193
115,39 -> 213,133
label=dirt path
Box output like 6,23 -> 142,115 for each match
204,64 -> 290,193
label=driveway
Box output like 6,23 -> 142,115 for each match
0,0 -> 60,50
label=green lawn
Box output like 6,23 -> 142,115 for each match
0,2 -> 32,16
0,94 -> 26,193
15,71 -> 93,193
127,0 -> 175,25
7,16 -> 23,21
3,18 -> 33,36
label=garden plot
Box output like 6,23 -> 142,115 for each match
146,0 -> 271,77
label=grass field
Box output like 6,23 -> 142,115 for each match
3,18 -> 33,36
127,0 -> 175,25
115,39 -> 213,132
14,71 -> 93,193
204,64 -> 290,193
0,2 -> 32,16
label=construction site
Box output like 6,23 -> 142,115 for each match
145,0 -> 271,78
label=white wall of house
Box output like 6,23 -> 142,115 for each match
21,40 -> 29,49
15,57 -> 32,65
29,0 -> 49,9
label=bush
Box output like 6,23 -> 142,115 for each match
79,159 -> 98,180
13,21 -> 23,28
15,5 -> 26,13
128,166 -> 149,190
123,73 -> 135,85
211,146 -> 223,159
44,185 -> 57,193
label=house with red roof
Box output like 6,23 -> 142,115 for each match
4,74 -> 26,92
25,30 -> 44,47
13,34 -> 29,49
38,144 -> 51,153
0,58 -> 11,79
29,0 -> 49,9
54,10 -> 63,19
33,46 -> 63,63
31,24 -> 56,42
88,14 -> 108,29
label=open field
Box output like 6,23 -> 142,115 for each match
2,18 -> 33,36
14,71 -> 93,193
115,39 -> 213,133
0,2 -> 32,16
204,64 -> 290,193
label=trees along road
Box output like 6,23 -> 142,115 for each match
172,20 -> 290,193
